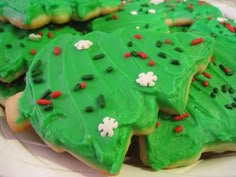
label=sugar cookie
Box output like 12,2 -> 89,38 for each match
0,0 -> 121,29
0,22 -> 82,82
90,0 -> 169,32
5,29 -> 214,175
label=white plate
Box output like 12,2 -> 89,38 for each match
1,1 -> 236,177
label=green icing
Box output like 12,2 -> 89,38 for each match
0,22 -> 81,82
189,17 -> 236,42
0,75 -> 25,99
0,0 -> 121,25
143,54 -> 236,170
157,0 -> 223,26
169,24 -> 190,33
90,0 -> 169,32
17,29 -> 214,174
143,20 -> 236,170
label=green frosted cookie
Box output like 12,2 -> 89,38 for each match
0,0 -> 121,29
156,0 -> 223,26
0,22 -> 82,82
141,19 -> 236,170
15,29 -> 214,175
189,16 -> 236,42
90,0 -> 169,32
141,49 -> 236,170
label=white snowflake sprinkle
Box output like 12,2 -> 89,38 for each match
216,17 -> 228,23
148,9 -> 156,14
150,0 -> 163,5
136,26 -> 140,30
130,10 -> 138,16
74,40 -> 93,50
98,117 -> 118,137
29,33 -> 42,41
136,72 -> 158,87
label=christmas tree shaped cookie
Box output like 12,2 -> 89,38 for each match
5,29 -> 214,175
141,35 -> 236,170
0,0 -> 121,29
0,22 -> 82,83
90,0 -> 169,32
156,0 -> 223,26
190,16 -> 236,43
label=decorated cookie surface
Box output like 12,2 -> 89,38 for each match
156,0 -> 223,26
0,22 -> 82,82
141,29 -> 236,170
17,30 -> 214,174
189,16 -> 236,42
0,0 -> 121,29
169,24 -> 190,33
0,75 -> 25,104
90,0 -> 169,32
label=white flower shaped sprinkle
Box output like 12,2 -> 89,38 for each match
150,0 -> 163,5
136,72 -> 158,87
29,33 -> 42,41
98,117 -> 118,137
148,9 -> 156,14
74,40 -> 93,50
130,10 -> 138,16
217,17 -> 228,23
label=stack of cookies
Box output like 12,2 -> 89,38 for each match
1,0 -> 236,175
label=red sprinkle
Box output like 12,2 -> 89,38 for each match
124,52 -> 131,58
225,23 -> 235,33
187,4 -> 193,10
50,91 -> 61,99
30,49 -> 36,55
210,56 -> 216,65
174,125 -> 183,133
198,1 -> 205,5
155,121 -> 160,128
191,77 -> 196,82
138,51 -> 147,59
191,38 -> 204,45
203,72 -> 211,78
165,39 -> 170,44
47,31 -> 53,38
173,112 -> 189,121
54,46 -> 61,56
112,14 -> 118,20
38,31 -> 43,36
80,82 -> 86,89
202,80 -> 209,87
210,56 -> 214,62
208,17 -> 213,21
134,34 -> 142,39
149,60 -> 155,66
121,1 -> 125,6
224,68 -> 230,73
6,83 -> 11,88
36,99 -> 51,105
